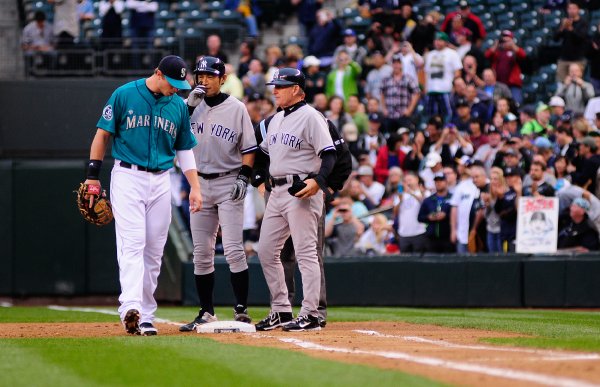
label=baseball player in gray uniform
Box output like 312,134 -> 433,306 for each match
179,56 -> 257,332
254,68 -> 336,332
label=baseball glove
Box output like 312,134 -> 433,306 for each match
75,183 -> 114,226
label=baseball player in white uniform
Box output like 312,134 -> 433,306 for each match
179,56 -> 257,332
85,55 -> 202,336
254,68 -> 336,332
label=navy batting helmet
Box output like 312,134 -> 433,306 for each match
194,56 -> 225,76
266,68 -> 305,90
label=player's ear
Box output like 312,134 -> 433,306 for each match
220,74 -> 228,85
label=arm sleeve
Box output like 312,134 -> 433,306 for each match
96,90 -> 120,134
176,149 -> 196,172
239,105 -> 258,153
174,102 -> 197,150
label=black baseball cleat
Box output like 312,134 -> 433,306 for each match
140,322 -> 158,336
179,310 -> 217,332
318,316 -> 327,328
123,309 -> 141,335
282,315 -> 321,332
255,311 -> 293,331
233,305 -> 252,323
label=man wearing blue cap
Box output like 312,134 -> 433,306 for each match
83,55 -> 202,336
333,28 -> 368,67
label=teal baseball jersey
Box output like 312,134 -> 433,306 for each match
96,79 -> 197,170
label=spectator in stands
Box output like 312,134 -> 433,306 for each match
325,197 -> 365,256
325,50 -> 361,102
485,30 -> 526,106
571,136 -> 600,193
325,96 -> 353,134
78,0 -> 94,22
494,166 -> 520,252
424,32 -> 463,121
453,27 -> 472,59
502,113 -> 520,139
558,198 -> 600,252
402,130 -> 426,172
355,213 -> 393,256
523,161 -> 556,197
394,2 -> 417,41
21,11 -> 54,53
422,115 -> 444,155
242,59 -> 266,97
48,0 -> 80,48
98,0 -> 123,49
588,23 -> 600,95
264,44 -> 282,83
444,164 -> 459,193
126,0 -> 158,50
553,1 -> 589,84
333,28 -> 368,68
246,92 -> 264,125
222,63 -> 244,100
357,113 -> 386,166
521,104 -> 553,137
432,123 -> 474,167
308,8 -> 341,66
357,165 -> 385,207
312,93 -> 328,113
346,178 -> 377,211
300,56 -> 325,104
549,95 -> 566,126
461,55 -> 484,87
386,41 -> 423,84
452,98 -> 472,133
553,155 -> 572,191
409,10 -> 441,55
292,0 -> 323,37
481,167 -> 504,252
225,0 -> 259,38
365,50 -> 392,102
441,0 -> 486,46
380,54 -> 420,133
418,172 -> 454,253
347,95 -> 368,134
420,152 -> 443,191
237,39 -> 256,79
206,34 -> 229,63
374,134 -> 405,184
383,166 -> 403,204
481,68 -> 512,104
394,172 -> 429,253
555,63 -> 595,115
450,163 -> 482,253
366,97 -> 382,115
555,126 -> 577,160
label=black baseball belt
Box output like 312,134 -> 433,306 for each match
119,161 -> 165,173
269,174 -> 306,187
198,170 -> 235,180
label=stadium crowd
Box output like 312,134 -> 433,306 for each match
21,0 -> 600,255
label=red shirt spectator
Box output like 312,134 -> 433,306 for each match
441,0 -> 486,44
484,31 -> 526,88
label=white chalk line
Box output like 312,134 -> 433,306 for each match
275,336 -> 599,387
0,302 -> 13,307
39,307 -> 600,386
354,330 -> 600,361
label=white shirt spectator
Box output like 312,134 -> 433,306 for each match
361,181 -> 385,206
449,178 -> 479,244
424,47 -> 462,93
399,52 -> 423,83
396,189 -> 429,237
584,96 -> 600,128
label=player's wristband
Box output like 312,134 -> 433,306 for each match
239,165 -> 253,179
86,159 -> 103,180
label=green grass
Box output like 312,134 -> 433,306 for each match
2,306 -> 600,386
0,306 -> 444,387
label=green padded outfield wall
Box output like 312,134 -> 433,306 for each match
0,161 -> 13,294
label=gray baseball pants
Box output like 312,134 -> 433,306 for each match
191,174 -> 248,275
257,184 -> 323,317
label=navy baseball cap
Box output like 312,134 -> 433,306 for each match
343,28 -> 356,37
504,167 -> 522,177
368,113 -> 383,123
158,55 -> 191,90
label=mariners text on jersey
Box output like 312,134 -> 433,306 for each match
125,114 -> 178,138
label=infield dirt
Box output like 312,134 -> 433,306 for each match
2,321 -> 599,386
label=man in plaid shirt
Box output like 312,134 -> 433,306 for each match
380,54 -> 421,133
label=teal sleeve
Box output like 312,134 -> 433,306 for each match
174,103 -> 197,150
96,90 -> 120,134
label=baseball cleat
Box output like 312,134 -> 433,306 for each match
123,309 -> 141,335
282,315 -> 321,332
233,305 -> 252,323
179,310 -> 217,332
255,311 -> 293,331
140,322 -> 158,336
318,316 -> 327,328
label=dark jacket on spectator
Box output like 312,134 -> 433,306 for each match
308,19 -> 341,58
494,187 -> 518,243
571,154 -> 600,193
558,214 -> 600,251
418,192 -> 453,240
554,17 -> 589,61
